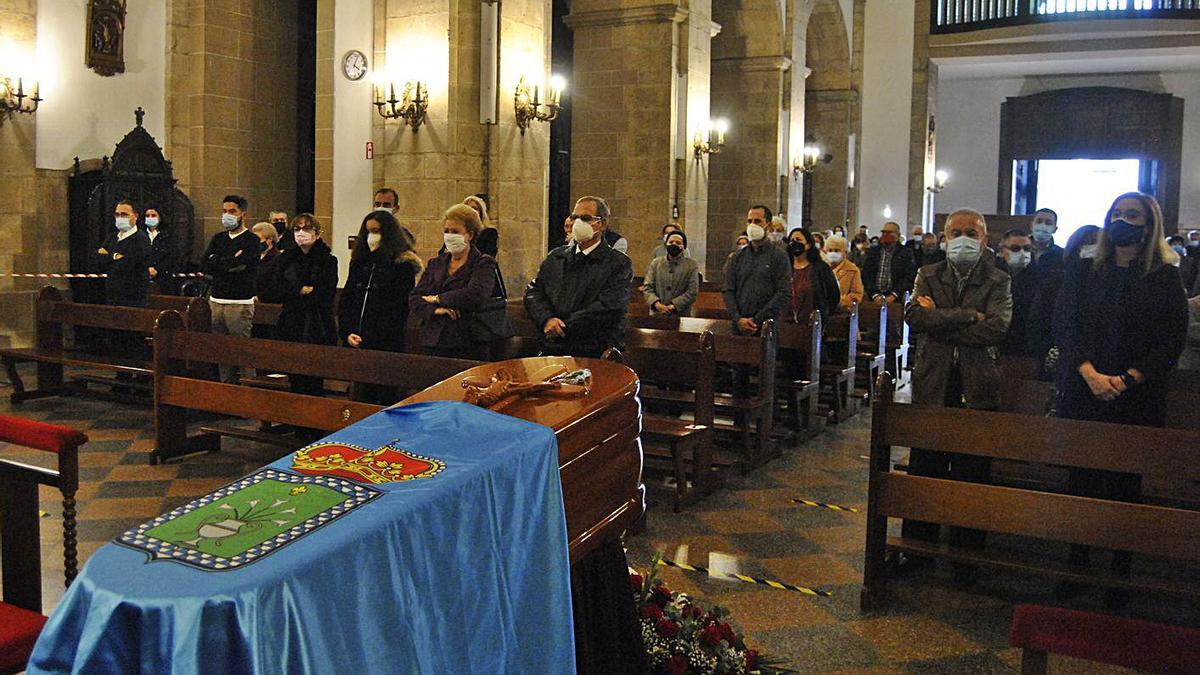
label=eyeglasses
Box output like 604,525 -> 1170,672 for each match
569,214 -> 605,224
292,224 -> 317,233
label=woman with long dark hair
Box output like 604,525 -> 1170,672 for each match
786,227 -> 840,322
337,210 -> 423,404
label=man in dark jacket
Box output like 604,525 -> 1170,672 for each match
97,200 -> 152,309
900,208 -> 1012,575
996,228 -> 1036,356
201,195 -> 260,383
862,221 -> 917,302
723,205 -> 791,334
525,196 -> 632,357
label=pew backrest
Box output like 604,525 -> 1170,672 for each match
776,311 -> 822,385
619,328 -> 716,428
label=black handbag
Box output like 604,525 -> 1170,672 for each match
468,267 -> 515,343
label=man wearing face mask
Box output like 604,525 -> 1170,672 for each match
862,221 -> 917,303
96,200 -> 152,309
906,226 -> 925,267
899,208 -> 1012,577
723,205 -> 791,336
373,187 -> 418,248
201,195 -> 260,383
996,229 -> 1037,356
524,196 -> 633,357
269,210 -> 293,251
644,230 -> 699,316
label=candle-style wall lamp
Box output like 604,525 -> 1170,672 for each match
373,81 -> 428,131
0,75 -> 42,126
693,119 -> 728,158
514,74 -> 565,134
927,169 -> 949,193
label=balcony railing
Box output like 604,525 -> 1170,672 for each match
933,0 -> 1200,34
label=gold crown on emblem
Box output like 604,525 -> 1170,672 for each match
292,445 -> 444,484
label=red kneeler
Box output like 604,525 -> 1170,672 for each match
1011,604 -> 1200,674
0,414 -> 87,675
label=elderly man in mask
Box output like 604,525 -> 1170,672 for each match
863,221 -> 917,303
897,208 -> 1012,578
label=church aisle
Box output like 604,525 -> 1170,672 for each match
0,369 -> 1142,674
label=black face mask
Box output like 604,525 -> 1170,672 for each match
260,241 -> 270,253
788,240 -> 807,257
666,244 -> 683,258
1108,219 -> 1146,248
272,221 -> 287,235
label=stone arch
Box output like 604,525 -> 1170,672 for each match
804,0 -> 854,231
706,0 -> 789,274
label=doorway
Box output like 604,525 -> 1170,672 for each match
1011,158 -> 1147,245
547,0 -> 573,250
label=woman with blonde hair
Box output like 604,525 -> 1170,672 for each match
823,235 -> 864,311
411,203 -> 512,360
462,194 -> 499,257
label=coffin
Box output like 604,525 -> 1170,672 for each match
399,356 -> 646,563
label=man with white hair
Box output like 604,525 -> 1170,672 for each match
898,207 -> 1013,578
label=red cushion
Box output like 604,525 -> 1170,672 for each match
0,415 -> 87,455
0,602 -> 48,672
1011,604 -> 1200,674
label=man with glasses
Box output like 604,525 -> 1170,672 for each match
525,196 -> 633,357
997,228 -> 1036,355
201,194 -> 260,383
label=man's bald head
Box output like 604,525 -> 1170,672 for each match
945,208 -> 988,242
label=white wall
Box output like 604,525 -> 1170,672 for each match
936,71 -> 1200,229
35,0 -> 166,169
332,0 -> 375,284
857,0 -> 914,233
933,76 -> 1024,215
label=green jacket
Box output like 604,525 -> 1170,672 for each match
905,257 -> 1013,409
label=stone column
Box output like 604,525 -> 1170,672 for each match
564,1 -> 702,277
907,0 -> 936,233
708,56 -> 789,271
373,0 -> 551,290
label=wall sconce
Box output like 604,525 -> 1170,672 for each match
927,169 -> 949,193
514,75 -> 564,134
374,81 -> 428,131
0,76 -> 42,125
792,143 -> 831,178
693,119 -> 728,158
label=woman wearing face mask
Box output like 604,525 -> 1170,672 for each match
142,206 -> 178,295
411,204 -> 512,361
823,236 -> 864,312
849,233 -> 870,268
1051,193 -> 1187,602
644,230 -> 699,316
258,214 -> 339,402
336,211 -> 422,403
786,227 -> 840,322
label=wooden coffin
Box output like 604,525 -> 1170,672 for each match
399,357 -> 645,563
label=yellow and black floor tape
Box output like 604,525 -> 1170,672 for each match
657,558 -> 831,597
792,498 -> 858,513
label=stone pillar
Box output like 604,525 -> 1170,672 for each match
784,0 -> 810,225
907,0 -> 936,233
315,0 -> 335,229
564,1 -> 699,277
373,0 -> 551,291
679,1 -> 717,273
708,56 -> 789,271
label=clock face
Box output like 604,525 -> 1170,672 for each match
342,50 -> 367,81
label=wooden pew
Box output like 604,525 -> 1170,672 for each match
819,303 -> 859,423
862,373 -> 1200,609
604,329 -> 718,511
776,313 -> 824,443
855,302 -> 888,401
628,315 -> 778,468
886,294 -> 911,389
1,286 -> 211,404
151,310 -> 481,464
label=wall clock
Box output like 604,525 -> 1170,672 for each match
342,50 -> 368,81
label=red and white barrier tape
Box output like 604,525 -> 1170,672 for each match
4,272 -> 206,279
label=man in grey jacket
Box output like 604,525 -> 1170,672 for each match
899,208 -> 1013,575
722,204 -> 791,335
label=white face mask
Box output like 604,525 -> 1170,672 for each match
1007,250 -> 1031,269
571,220 -> 595,244
825,251 -> 843,264
221,213 -> 240,230
767,231 -> 785,243
144,216 -> 159,229
444,232 -> 468,254
293,230 -> 316,247
374,206 -> 393,214
946,235 -> 982,267
746,224 -> 765,242
1079,244 -> 1098,259
366,232 -> 382,251
115,216 -> 133,232
1032,223 -> 1056,244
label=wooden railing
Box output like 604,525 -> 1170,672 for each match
933,0 -> 1200,34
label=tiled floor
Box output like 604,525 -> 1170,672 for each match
2,369 -> 1194,673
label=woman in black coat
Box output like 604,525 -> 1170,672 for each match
338,211 -> 422,405
259,213 -> 339,398
411,204 -> 508,361
1052,192 -> 1188,596
143,206 -> 179,295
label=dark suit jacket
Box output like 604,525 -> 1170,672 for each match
524,239 -> 633,357
862,244 -> 917,299
96,229 -> 151,307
